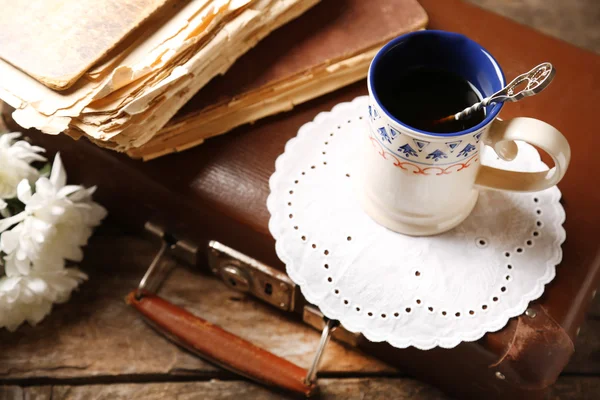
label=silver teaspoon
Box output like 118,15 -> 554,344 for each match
433,62 -> 555,125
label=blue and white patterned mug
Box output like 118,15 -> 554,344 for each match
360,30 -> 571,236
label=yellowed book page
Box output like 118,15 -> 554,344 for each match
0,0 -> 171,90
93,0 -> 253,99
0,0 -> 227,117
3,0 -> 248,133
132,47 -> 377,158
102,0 -> 316,149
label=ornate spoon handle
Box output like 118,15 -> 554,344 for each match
454,62 -> 555,120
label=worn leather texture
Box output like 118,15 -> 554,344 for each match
126,291 -> 315,396
16,0 -> 600,398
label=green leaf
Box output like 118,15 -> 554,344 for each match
39,162 -> 52,178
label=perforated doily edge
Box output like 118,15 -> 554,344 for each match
267,96 -> 566,350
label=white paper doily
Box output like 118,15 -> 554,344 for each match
267,96 -> 565,350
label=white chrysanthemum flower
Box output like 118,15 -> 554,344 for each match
0,133 -> 46,204
0,153 -> 106,330
0,268 -> 87,331
0,154 -> 107,276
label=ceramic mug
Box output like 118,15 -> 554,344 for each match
360,30 -> 571,236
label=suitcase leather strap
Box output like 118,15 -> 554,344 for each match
489,303 -> 574,390
126,229 -> 320,397
127,290 -> 316,396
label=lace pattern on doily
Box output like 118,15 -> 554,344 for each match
267,96 -> 565,350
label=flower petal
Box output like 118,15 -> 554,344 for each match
49,153 -> 67,189
0,212 -> 26,233
1,229 -> 20,253
16,179 -> 32,204
34,178 -> 53,198
58,185 -> 83,198
26,277 -> 48,294
0,132 -> 22,145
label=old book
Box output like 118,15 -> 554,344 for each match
0,0 -> 171,90
127,0 -> 429,159
0,0 -> 426,160
77,0 -> 319,152
0,0 -> 318,154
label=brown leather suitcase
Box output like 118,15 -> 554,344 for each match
9,0 -> 600,398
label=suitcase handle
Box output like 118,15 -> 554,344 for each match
127,290 -> 317,397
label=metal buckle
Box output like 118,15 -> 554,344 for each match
305,318 -> 339,385
302,306 -> 362,347
208,241 -> 297,312
140,223 -> 360,388
135,222 -> 198,297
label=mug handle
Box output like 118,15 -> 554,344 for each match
474,117 -> 571,192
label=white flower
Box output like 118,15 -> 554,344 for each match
0,133 -> 46,204
0,154 -> 107,276
0,268 -> 87,331
0,153 -> 106,330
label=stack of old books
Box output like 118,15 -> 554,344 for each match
0,0 -> 427,159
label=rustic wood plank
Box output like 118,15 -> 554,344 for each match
0,378 -> 448,400
0,1 -> 598,398
3,376 -> 600,400
0,232 -> 393,382
466,0 -> 600,54
587,290 -> 600,317
565,319 -> 600,374
0,386 -> 51,400
564,289 -> 600,374
549,377 -> 600,400
1,230 -> 598,381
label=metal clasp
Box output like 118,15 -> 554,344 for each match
136,222 -> 198,297
208,241 -> 297,312
305,318 -> 339,385
303,306 -> 363,347
140,225 -> 361,390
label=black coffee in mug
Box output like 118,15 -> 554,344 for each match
375,66 -> 486,134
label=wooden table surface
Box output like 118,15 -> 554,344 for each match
1,1 -> 599,399
0,223 -> 599,399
